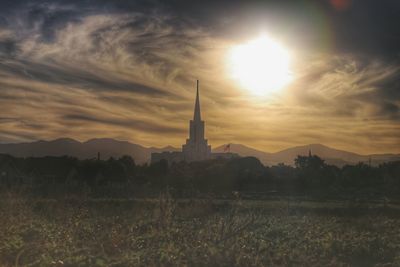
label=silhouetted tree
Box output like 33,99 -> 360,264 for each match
0,153 -> 399,199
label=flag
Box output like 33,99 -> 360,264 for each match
223,143 -> 230,152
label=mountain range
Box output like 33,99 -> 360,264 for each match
0,138 -> 399,166
213,143 -> 400,166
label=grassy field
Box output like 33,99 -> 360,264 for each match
1,194 -> 400,267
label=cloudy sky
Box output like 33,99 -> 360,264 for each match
0,0 -> 399,154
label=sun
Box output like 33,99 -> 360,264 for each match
228,35 -> 292,96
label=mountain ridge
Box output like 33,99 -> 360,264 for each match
0,138 -> 399,166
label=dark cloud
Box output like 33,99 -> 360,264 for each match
0,40 -> 18,55
0,60 -> 169,95
373,72 -> 400,100
0,16 -> 7,26
378,102 -> 399,119
3,0 -> 399,58
26,5 -> 83,42
327,0 -> 400,59
0,117 -> 46,130
0,117 -> 19,123
0,129 -> 41,142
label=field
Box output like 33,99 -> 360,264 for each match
1,194 -> 400,267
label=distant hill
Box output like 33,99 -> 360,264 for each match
213,143 -> 400,166
0,138 -> 179,164
0,138 -> 398,166
213,144 -> 271,159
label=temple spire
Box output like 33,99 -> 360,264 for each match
193,80 -> 201,121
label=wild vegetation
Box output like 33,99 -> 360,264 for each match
1,193 -> 400,266
1,154 -> 400,266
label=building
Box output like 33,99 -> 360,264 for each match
151,80 -> 238,164
182,80 -> 212,161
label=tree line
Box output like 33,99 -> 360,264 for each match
0,153 -> 399,199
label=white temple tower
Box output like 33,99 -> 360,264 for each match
182,80 -> 211,162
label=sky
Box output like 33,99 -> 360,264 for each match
0,0 -> 399,154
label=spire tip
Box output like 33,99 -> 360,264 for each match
194,80 -> 201,121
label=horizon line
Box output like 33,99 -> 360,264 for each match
1,137 -> 399,156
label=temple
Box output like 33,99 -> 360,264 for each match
182,80 -> 212,161
151,80 -> 238,165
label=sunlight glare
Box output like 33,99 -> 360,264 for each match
229,35 -> 292,96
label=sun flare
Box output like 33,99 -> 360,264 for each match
229,35 -> 292,96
